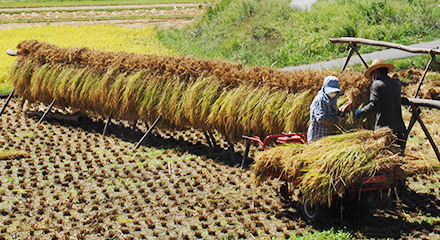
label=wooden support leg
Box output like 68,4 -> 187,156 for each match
402,109 -> 418,154
20,98 -> 25,112
406,103 -> 440,162
204,131 -> 214,148
341,43 -> 369,72
37,98 -> 56,125
0,88 -> 14,117
207,130 -> 217,147
134,115 -> 161,150
131,120 -> 137,130
102,109 -> 113,136
241,139 -> 251,169
225,137 -> 235,162
431,53 -> 440,71
416,113 -> 440,162
414,55 -> 434,98
352,45 -> 369,69
341,46 -> 355,72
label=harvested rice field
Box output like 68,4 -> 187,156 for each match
1,98 -> 440,239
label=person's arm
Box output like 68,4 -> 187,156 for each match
358,81 -> 382,118
314,99 -> 341,126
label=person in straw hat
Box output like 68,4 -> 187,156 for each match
307,75 -> 347,142
354,59 -> 406,150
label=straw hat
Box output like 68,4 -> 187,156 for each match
364,59 -> 395,78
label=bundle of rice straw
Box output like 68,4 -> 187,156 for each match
0,150 -> 29,160
253,127 -> 405,207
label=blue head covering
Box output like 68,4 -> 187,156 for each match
318,76 -> 341,103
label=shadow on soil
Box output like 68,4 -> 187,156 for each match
30,111 -> 248,167
306,187 -> 440,238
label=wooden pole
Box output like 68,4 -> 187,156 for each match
432,55 -> 440,71
37,98 -> 56,125
414,53 -> 435,98
351,44 -> 369,69
330,37 -> 440,55
416,114 -> 440,162
241,139 -> 251,169
102,108 -> 113,136
341,45 -> 355,72
204,131 -> 214,148
134,115 -> 161,150
410,103 -> 440,162
241,130 -> 253,168
0,88 -> 14,117
225,136 -> 235,162
402,106 -> 419,154
403,97 -> 440,110
207,130 -> 217,147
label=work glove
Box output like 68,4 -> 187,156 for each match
355,109 -> 362,118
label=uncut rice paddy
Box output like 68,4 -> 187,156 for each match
1,97 -> 440,239
0,24 -> 176,84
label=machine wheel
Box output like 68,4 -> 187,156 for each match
299,200 -> 327,222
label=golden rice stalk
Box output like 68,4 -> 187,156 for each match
9,40 -> 375,142
180,77 -> 221,130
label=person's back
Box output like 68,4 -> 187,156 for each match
355,59 -> 406,152
369,75 -> 405,132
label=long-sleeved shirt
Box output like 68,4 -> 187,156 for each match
358,76 -> 406,133
307,91 -> 341,142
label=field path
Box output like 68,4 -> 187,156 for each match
281,39 -> 440,71
0,3 -> 203,12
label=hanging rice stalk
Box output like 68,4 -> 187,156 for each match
253,128 -> 426,206
9,40 -> 372,142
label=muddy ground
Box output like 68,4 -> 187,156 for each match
0,98 -> 440,239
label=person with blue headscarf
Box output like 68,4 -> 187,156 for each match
307,76 -> 344,143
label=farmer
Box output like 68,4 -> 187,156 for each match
307,75 -> 347,143
354,59 -> 406,151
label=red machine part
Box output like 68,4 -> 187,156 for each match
242,133 -> 307,150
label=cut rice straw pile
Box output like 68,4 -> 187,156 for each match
253,127 -> 419,207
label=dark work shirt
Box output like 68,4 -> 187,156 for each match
358,76 -> 406,133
